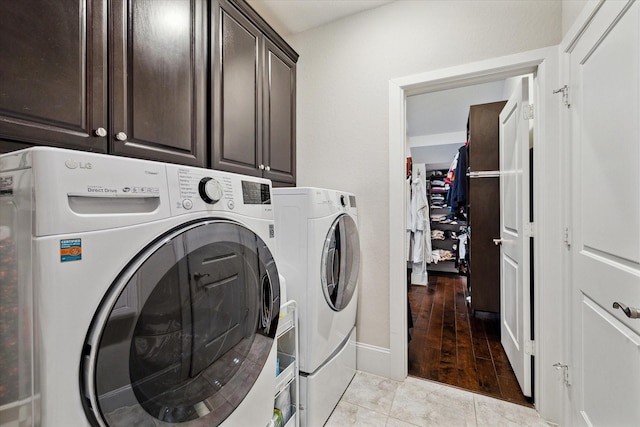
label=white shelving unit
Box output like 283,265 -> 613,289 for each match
273,300 -> 299,427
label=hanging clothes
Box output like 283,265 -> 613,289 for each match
406,176 -> 413,263
406,175 -> 414,340
445,151 -> 459,186
450,144 -> 468,212
409,176 -> 432,285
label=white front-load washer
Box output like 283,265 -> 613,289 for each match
272,187 -> 360,427
0,147 -> 281,427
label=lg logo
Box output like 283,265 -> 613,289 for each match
65,159 -> 93,170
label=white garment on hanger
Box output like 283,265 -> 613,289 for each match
409,177 -> 432,285
458,233 -> 468,260
406,177 -> 412,262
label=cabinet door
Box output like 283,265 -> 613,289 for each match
468,176 -> 500,313
263,40 -> 296,184
212,0 -> 263,177
0,0 -> 107,152
110,0 -> 206,166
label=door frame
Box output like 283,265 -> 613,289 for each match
387,46 -> 565,423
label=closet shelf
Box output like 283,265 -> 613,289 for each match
427,168 -> 466,274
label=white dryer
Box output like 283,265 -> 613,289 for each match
273,187 -> 360,427
0,147 -> 281,426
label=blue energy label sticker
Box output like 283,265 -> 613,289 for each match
60,239 -> 82,262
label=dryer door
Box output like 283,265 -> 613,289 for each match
82,220 -> 280,426
321,214 -> 360,311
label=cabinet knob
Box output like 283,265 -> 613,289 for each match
265,166 -> 271,171
115,132 -> 127,141
259,164 -> 265,170
94,127 -> 107,137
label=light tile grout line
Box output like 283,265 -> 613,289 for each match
332,371 -> 548,427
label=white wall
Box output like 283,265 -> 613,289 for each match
288,1 -> 562,350
409,142 -> 460,168
562,0 -> 589,36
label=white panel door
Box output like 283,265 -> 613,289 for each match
569,1 -> 640,426
499,76 -> 532,397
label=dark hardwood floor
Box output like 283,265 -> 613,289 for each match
408,273 -> 533,407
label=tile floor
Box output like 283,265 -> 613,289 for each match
325,371 -> 555,427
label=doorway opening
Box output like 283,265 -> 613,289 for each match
404,78 -> 533,405
387,49 -> 563,418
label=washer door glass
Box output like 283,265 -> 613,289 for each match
83,220 -> 280,426
321,214 -> 360,311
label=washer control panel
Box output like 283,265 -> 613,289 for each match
198,177 -> 224,204
165,164 -> 273,219
240,180 -> 271,205
169,167 -> 233,211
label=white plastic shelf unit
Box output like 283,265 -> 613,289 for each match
274,300 -> 299,427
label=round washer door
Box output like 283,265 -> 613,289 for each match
82,220 -> 280,426
321,214 -> 360,311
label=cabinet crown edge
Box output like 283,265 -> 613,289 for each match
224,0 -> 299,62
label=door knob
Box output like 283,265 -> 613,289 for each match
259,164 -> 265,170
265,166 -> 271,171
493,238 -> 503,246
94,127 -> 107,137
115,132 -> 127,141
613,302 -> 640,319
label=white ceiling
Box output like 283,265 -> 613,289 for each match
406,80 -> 507,139
246,0 -> 395,35
407,81 -> 509,166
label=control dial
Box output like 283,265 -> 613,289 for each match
199,177 -> 224,204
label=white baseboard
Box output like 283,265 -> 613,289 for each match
355,341 -> 392,378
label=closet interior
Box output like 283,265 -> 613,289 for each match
407,101 -> 504,311
406,88 -> 530,405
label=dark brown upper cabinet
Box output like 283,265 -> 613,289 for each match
0,0 -> 107,152
212,0 -> 297,185
212,3 -> 262,177
263,39 -> 296,184
0,0 -> 206,166
1,0 -> 295,175
110,0 -> 206,166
